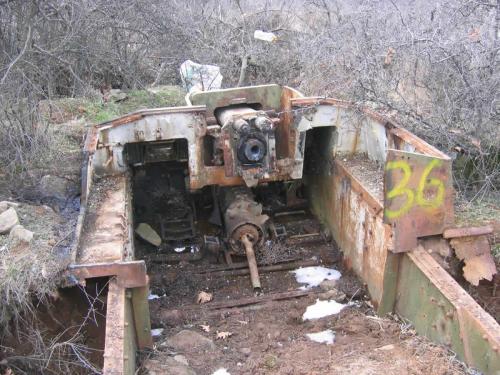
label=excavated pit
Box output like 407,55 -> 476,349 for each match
0,280 -> 108,374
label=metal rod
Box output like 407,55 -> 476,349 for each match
241,234 -> 261,291
208,259 -> 320,277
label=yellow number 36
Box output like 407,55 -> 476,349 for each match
385,159 -> 445,219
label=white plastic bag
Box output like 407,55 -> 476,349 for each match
180,60 -> 223,93
254,30 -> 278,42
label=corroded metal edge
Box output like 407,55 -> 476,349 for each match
396,247 -> 500,374
291,97 -> 449,159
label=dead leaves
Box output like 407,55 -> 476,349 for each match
200,324 -> 210,333
196,291 -> 213,304
216,331 -> 233,340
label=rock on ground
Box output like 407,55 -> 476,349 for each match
143,357 -> 196,375
0,207 -> 19,234
318,288 -> 346,302
0,201 -> 9,214
8,225 -> 34,249
319,279 -> 338,291
108,89 -> 128,102
135,223 -> 162,247
165,330 -> 215,352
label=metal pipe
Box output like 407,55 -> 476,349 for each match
241,234 -> 261,291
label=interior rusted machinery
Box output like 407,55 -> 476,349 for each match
72,85 -> 500,375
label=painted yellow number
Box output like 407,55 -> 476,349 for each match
415,159 -> 445,208
385,158 -> 446,219
384,160 -> 415,219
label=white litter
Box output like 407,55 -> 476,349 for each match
303,299 -> 347,320
291,266 -> 341,289
151,328 -> 164,336
148,294 -> 160,300
306,329 -> 336,345
254,30 -> 278,42
180,60 -> 223,93
212,369 -> 230,375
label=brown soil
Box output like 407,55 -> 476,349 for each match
142,242 -> 469,375
0,281 -> 107,375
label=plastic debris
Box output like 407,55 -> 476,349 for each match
180,60 -> 223,93
254,30 -> 278,42
151,328 -> 164,337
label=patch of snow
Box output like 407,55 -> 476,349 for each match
148,293 -> 165,300
303,299 -> 347,320
212,369 -> 230,375
306,329 -> 336,344
291,266 -> 341,289
151,328 -> 164,336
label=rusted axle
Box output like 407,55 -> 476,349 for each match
241,234 -> 261,291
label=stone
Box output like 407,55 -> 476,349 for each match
0,201 -> 9,214
40,175 -> 78,202
166,330 -> 215,352
318,288 -> 346,302
173,355 -> 189,365
8,225 -> 33,247
108,89 -> 128,102
143,357 -> 196,375
239,347 -> 251,356
0,201 -> 19,213
0,208 -> 19,234
135,223 -> 162,247
319,279 -> 338,292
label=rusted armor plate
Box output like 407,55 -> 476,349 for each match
384,149 -> 453,252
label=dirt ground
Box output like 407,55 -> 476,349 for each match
141,240 -> 471,375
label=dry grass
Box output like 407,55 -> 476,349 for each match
0,204 -> 70,333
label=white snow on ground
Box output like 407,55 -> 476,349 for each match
212,369 -> 230,375
303,299 -> 347,320
306,329 -> 336,344
291,266 -> 341,289
151,328 -> 164,336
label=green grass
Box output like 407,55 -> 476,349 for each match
39,85 -> 186,125
83,86 -> 186,124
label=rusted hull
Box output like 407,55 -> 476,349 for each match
74,85 -> 500,374
308,159 -> 394,309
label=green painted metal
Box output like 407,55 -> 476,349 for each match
188,84 -> 283,116
396,251 -> 500,375
131,286 -> 153,349
376,252 -> 401,315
